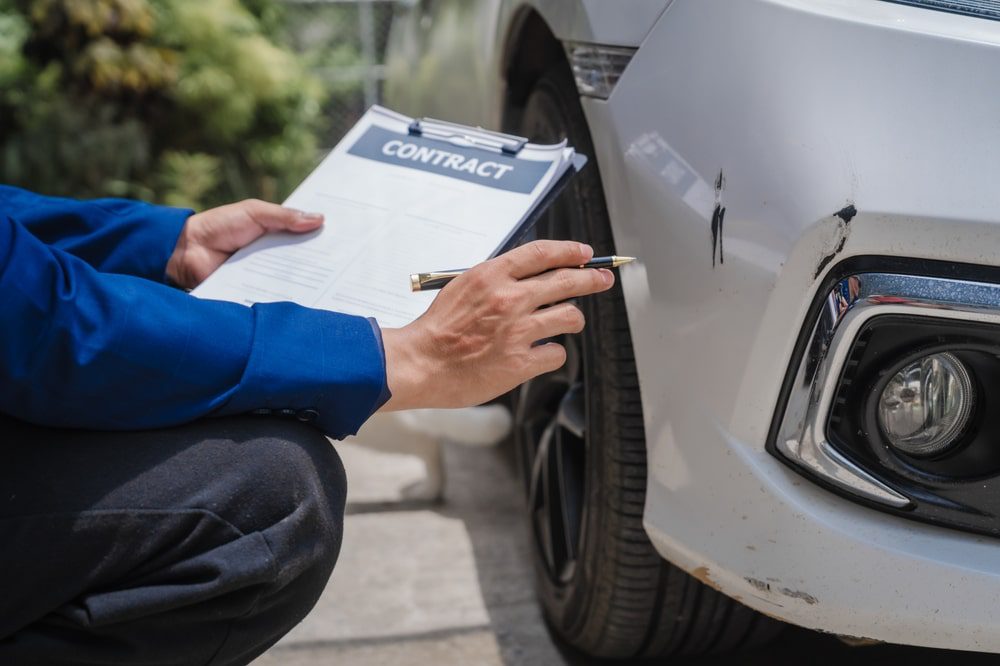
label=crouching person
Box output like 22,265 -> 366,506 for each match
0,187 -> 611,664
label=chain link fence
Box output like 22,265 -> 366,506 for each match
282,0 -> 398,148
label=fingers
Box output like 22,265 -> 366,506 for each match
498,240 -> 593,279
527,342 -> 568,376
528,302 -> 585,340
243,199 -> 324,233
519,267 -> 613,308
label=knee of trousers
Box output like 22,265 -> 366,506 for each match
147,416 -> 350,604
151,417 -> 350,613
205,418 -> 349,660
0,417 -> 348,666
224,417 -> 348,574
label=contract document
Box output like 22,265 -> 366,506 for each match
192,105 -> 583,328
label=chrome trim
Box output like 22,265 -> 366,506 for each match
776,272 -> 1000,508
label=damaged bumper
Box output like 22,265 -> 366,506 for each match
581,0 -> 1000,650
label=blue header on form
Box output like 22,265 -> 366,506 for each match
347,125 -> 551,194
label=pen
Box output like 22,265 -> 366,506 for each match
410,255 -> 636,292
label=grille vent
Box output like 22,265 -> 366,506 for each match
883,0 -> 1000,20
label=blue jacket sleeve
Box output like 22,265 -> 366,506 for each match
0,215 -> 389,439
0,185 -> 189,282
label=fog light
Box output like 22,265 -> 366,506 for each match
877,352 -> 974,457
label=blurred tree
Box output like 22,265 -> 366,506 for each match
278,0 -> 390,147
0,0 -> 326,209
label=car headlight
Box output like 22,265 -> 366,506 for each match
877,352 -> 975,457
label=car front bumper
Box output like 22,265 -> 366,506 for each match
580,0 -> 1000,650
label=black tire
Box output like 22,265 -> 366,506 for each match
511,66 -> 783,659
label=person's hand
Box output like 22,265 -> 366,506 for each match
166,199 -> 324,289
378,240 -> 614,411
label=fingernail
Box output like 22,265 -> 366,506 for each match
289,208 -> 323,221
578,243 -> 593,260
600,269 -> 614,285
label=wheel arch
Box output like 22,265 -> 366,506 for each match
498,7 -> 571,134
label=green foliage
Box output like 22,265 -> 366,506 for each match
279,1 -> 392,146
0,0 -> 327,209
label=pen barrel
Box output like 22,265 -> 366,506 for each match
411,256 -> 632,292
580,255 -> 633,269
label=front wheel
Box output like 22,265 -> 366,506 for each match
512,66 -> 783,659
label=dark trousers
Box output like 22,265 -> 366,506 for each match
0,415 -> 347,665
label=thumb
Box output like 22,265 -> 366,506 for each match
245,199 -> 324,233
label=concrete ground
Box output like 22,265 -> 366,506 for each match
256,436 -> 998,665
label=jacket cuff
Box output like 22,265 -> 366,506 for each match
143,204 -> 190,284
87,198 -> 191,283
367,317 -> 393,412
219,301 -> 389,439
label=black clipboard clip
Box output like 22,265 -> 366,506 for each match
408,117 -> 528,155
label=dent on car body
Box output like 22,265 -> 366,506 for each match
711,170 -> 726,267
813,205 -> 857,280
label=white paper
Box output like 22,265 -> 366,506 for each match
192,106 -> 574,328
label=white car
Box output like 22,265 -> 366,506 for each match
384,0 -> 1000,658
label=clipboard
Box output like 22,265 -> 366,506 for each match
194,105 -> 589,328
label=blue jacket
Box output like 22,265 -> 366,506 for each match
0,186 -> 389,439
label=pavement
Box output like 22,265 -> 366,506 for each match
255,435 -> 999,665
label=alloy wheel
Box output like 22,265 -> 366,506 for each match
516,329 -> 587,584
